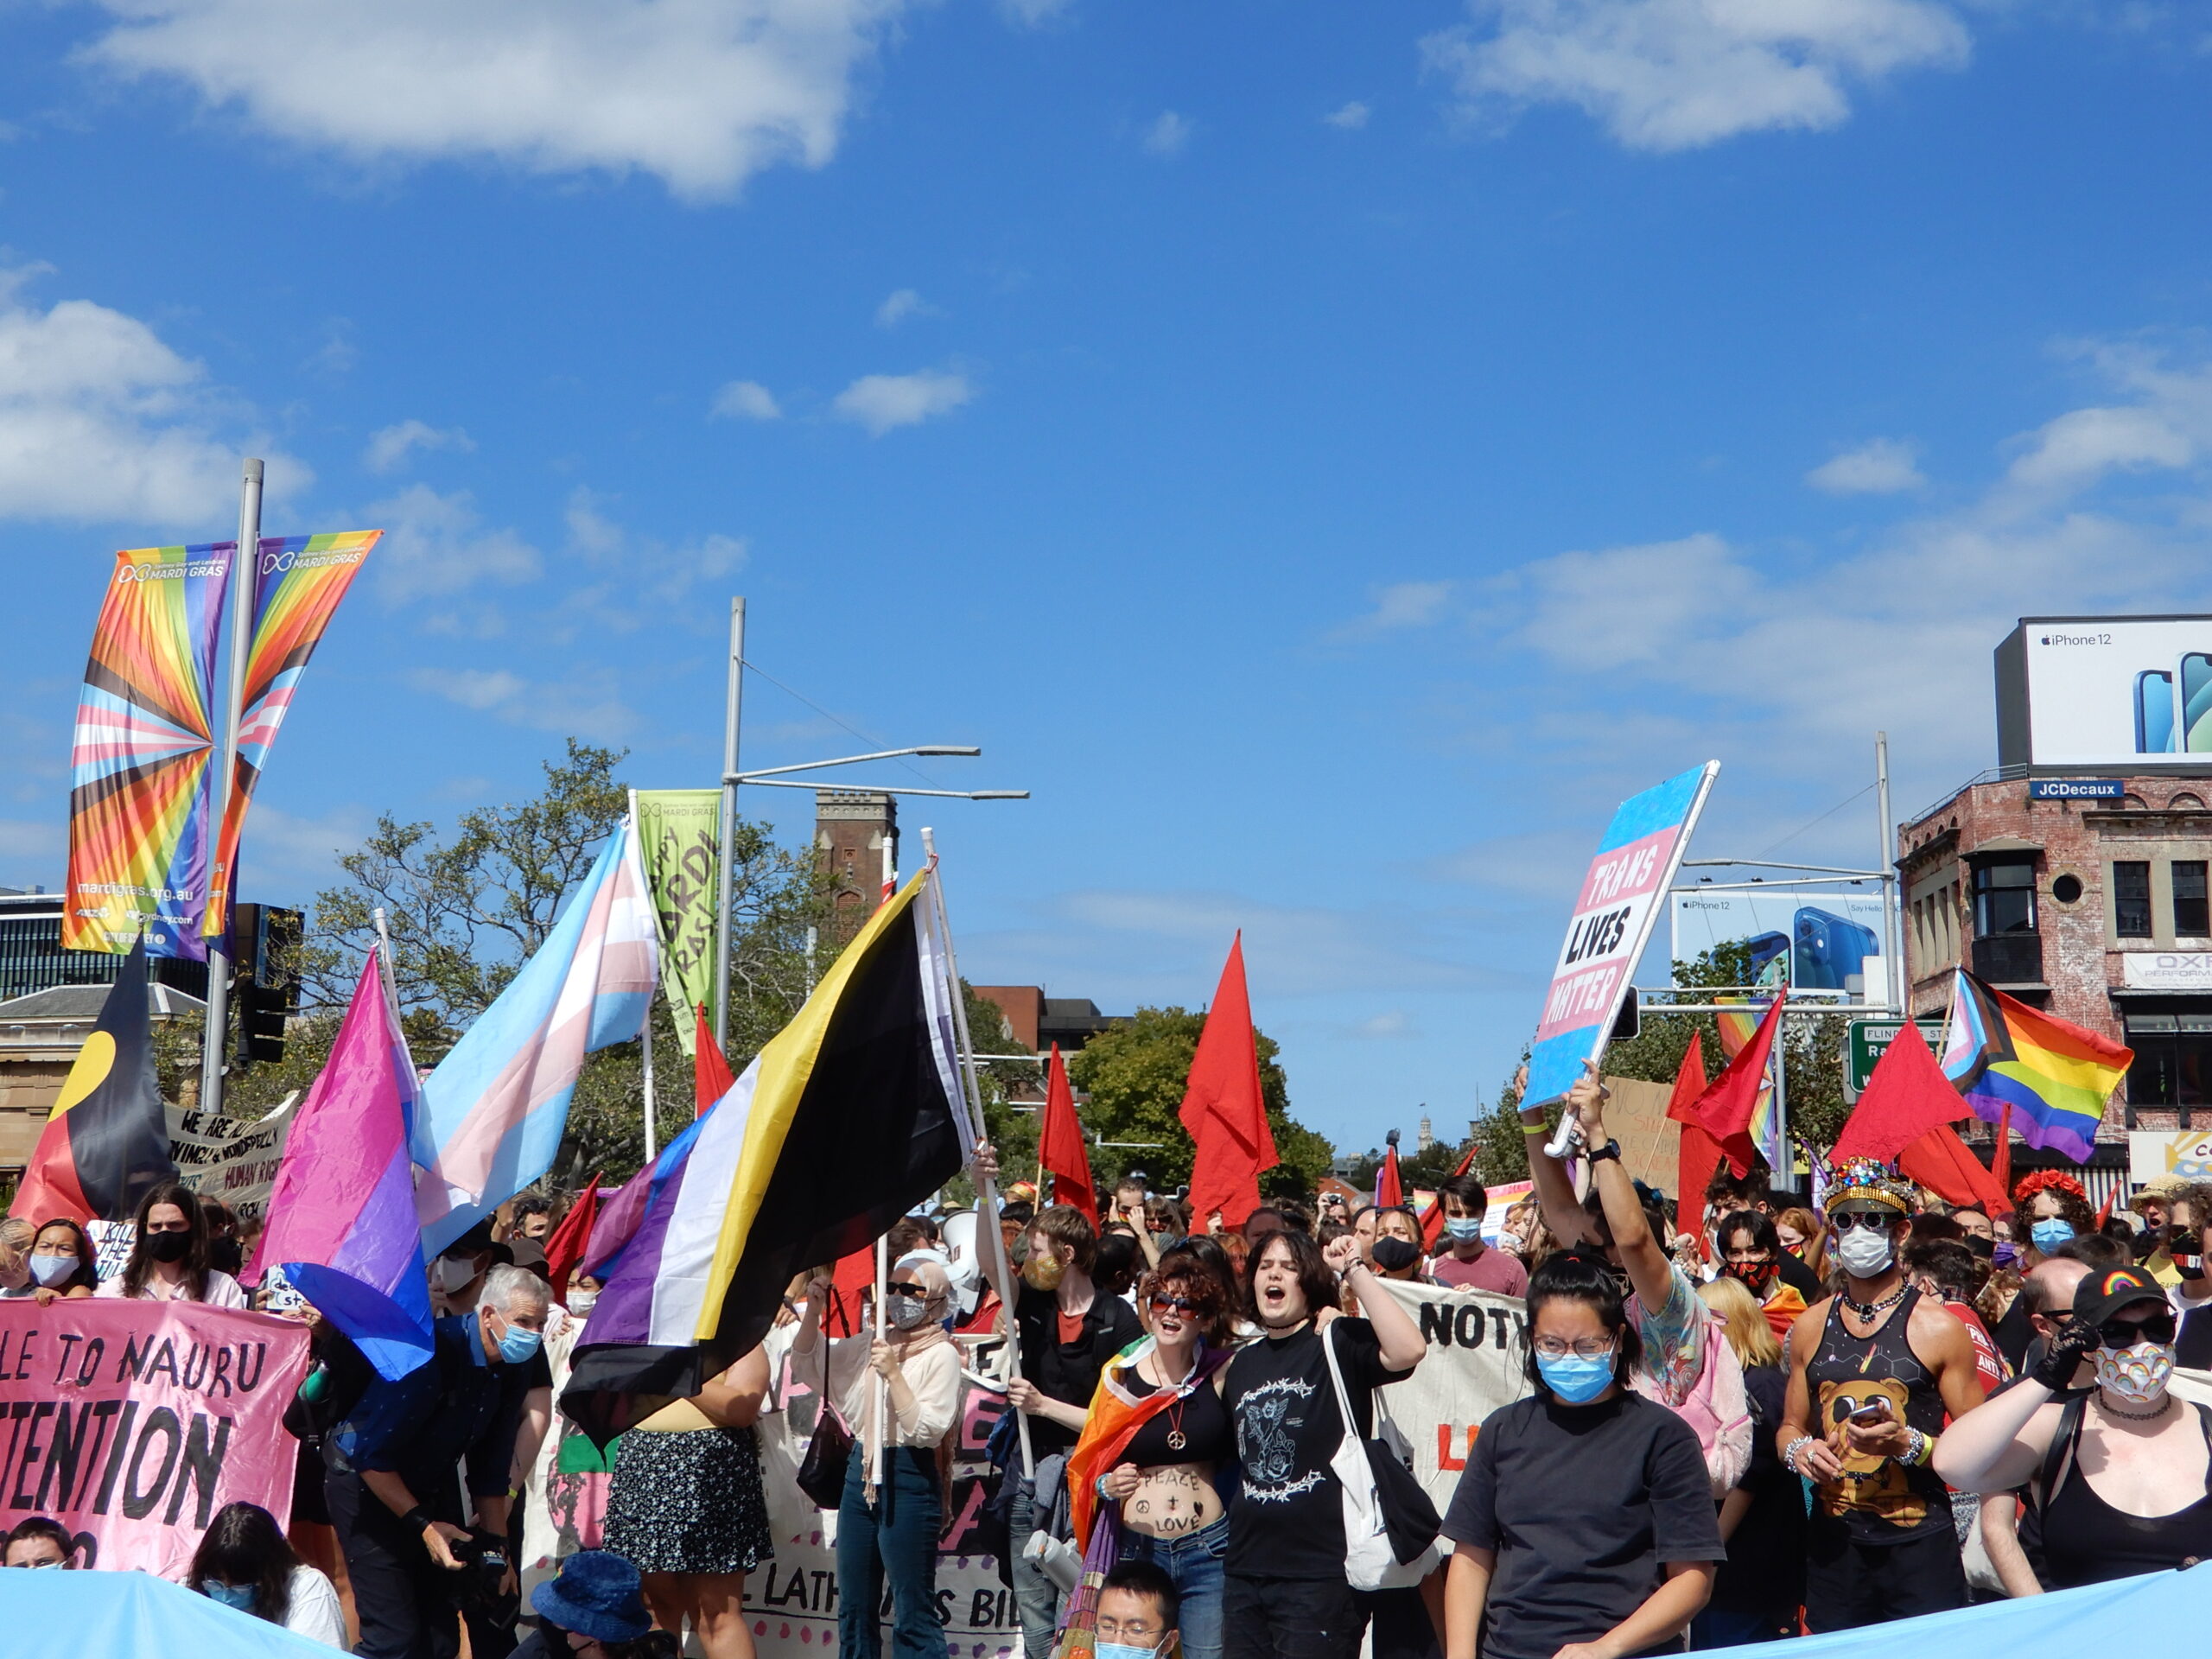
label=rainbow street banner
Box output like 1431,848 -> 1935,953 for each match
63,543 -> 233,958
1524,762 -> 1720,1108
206,530 -> 381,938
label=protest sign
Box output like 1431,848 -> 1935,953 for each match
1370,1278 -> 1532,1516
634,789 -> 721,1058
747,1323 -> 1021,1659
85,1222 -> 136,1283
167,1093 -> 299,1220
0,1299 -> 310,1578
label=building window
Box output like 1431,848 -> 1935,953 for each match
1971,860 -> 2036,937
2125,1007 -> 2212,1119
2176,861 -> 2209,937
2113,861 -> 2152,938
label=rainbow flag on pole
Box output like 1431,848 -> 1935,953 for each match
1939,969 -> 2131,1164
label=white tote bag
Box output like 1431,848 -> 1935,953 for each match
1322,1319 -> 1442,1592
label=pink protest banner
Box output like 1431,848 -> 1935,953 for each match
0,1299 -> 310,1578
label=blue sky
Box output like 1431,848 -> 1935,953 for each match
3,0 -> 2211,1158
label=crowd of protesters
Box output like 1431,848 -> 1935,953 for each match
5,1063 -> 2212,1659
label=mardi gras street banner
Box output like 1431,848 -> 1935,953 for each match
206,531 -> 381,939
64,543 -> 233,958
166,1093 -> 300,1222
1370,1279 -> 1531,1516
0,1300 -> 310,1578
1523,761 -> 1719,1109
633,789 -> 721,1058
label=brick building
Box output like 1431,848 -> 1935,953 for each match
816,790 -> 898,939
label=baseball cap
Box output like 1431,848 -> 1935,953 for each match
2075,1264 -> 2167,1328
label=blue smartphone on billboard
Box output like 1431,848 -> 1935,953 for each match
1794,907 -> 1878,991
2184,653 -> 2212,753
2138,669 -> 2177,753
1745,931 -> 1790,984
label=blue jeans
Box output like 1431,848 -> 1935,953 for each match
836,1447 -> 943,1659
1120,1517 -> 1229,1659
1691,1607 -> 1794,1648
1008,1482 -> 1061,1659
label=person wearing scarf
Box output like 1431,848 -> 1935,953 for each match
797,1254 -> 961,1658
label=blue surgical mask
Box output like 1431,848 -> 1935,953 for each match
493,1316 -> 543,1363
1536,1352 -> 1615,1404
2031,1218 -> 2074,1255
1444,1218 -> 1483,1242
29,1255 -> 75,1288
202,1580 -> 257,1611
1098,1644 -> 1162,1659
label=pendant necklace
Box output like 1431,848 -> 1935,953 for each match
1157,1350 -> 1201,1452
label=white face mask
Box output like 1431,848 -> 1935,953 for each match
438,1255 -> 480,1294
2095,1338 -> 2175,1404
1835,1225 -> 1896,1279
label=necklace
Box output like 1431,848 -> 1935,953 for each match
2094,1391 -> 2176,1423
1841,1282 -> 1907,1322
1150,1349 -> 1201,1453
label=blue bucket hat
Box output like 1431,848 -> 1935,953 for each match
531,1551 -> 652,1642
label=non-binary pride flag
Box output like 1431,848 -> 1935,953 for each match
206,531 -> 380,939
1524,762 -> 1719,1108
415,817 -> 658,1255
1941,968 -> 2132,1165
563,868 -> 969,1433
63,543 -> 233,959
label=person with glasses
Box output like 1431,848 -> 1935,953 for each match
1936,1263 -> 2212,1588
1094,1560 -> 1184,1659
1068,1249 -> 1236,1659
1777,1159 -> 1986,1631
98,1181 -> 249,1306
1443,1248 -> 1723,1659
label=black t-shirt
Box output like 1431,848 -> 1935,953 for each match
1222,1318 -> 1408,1580
1709,1364 -> 1805,1615
1122,1370 -> 1236,1467
1445,1392 -> 1724,1659
1993,1293 -> 2036,1373
1014,1282 -> 1143,1454
1775,1250 -> 1821,1301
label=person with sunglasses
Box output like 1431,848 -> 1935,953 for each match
1068,1249 -> 1237,1659
2162,1185 -> 2212,1368
1777,1159 -> 1986,1631
1936,1262 -> 2212,1588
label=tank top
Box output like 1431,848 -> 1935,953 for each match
2041,1402 -> 2212,1587
1122,1370 -> 1236,1466
1805,1286 -> 1952,1543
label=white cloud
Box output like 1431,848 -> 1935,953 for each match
1337,580 -> 1456,639
1808,436 -> 1925,494
408,664 -> 634,741
79,0 -> 911,201
833,369 -> 973,435
1423,0 -> 1971,151
0,268 -> 307,525
364,418 -> 474,474
1325,100 -> 1371,129
999,0 -> 1071,23
874,288 -> 938,328
1143,111 -> 1192,157
408,667 -> 525,709
561,486 -> 747,613
710,379 -> 782,422
365,483 -> 543,603
2004,404 -> 2192,493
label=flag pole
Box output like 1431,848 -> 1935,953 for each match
632,790 -> 658,1164
712,598 -> 745,1057
200,457 -> 263,1117
868,1230 -> 888,1504
919,829 -> 1034,1476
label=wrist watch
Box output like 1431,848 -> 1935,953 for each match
1586,1139 -> 1623,1164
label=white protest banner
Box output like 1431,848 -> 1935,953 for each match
167,1093 -> 300,1220
1370,1278 -> 1532,1516
747,1323 -> 1023,1659
85,1221 -> 136,1284
0,1300 -> 310,1578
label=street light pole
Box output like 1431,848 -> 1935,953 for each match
713,598 -> 744,1057
200,458 -> 262,1116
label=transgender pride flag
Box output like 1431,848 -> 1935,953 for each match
257,949 -> 433,1379
416,818 -> 658,1255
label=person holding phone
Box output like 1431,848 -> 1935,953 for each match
1777,1160 -> 1986,1631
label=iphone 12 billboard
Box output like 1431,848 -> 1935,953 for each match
1996,618 -> 2212,768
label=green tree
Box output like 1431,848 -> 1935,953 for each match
1064,1007 -> 1333,1206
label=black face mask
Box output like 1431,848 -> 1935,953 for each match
144,1230 -> 191,1265
1370,1236 -> 1421,1273
2173,1231 -> 2206,1282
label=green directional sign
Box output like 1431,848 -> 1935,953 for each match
1846,1018 -> 1947,1095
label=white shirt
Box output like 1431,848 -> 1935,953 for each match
811,1334 -> 960,1447
282,1564 -> 347,1648
97,1268 -> 250,1308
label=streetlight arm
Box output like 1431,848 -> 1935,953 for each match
728,746 -> 979,781
731,778 -> 1027,800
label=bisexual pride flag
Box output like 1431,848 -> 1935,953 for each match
1940,968 -> 2132,1166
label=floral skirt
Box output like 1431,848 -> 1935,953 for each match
603,1425 -> 774,1576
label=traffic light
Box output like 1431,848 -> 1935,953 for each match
230,902 -> 302,1068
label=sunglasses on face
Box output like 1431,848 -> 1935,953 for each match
1830,1211 -> 1894,1233
2101,1311 -> 2177,1348
886,1282 -> 926,1299
1148,1294 -> 1196,1314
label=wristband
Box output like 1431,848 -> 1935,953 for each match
1902,1427 -> 1932,1467
1586,1139 -> 1622,1165
1521,1122 -> 1549,1138
1782,1435 -> 1815,1477
403,1508 -> 432,1535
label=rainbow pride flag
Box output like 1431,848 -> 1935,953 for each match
1939,969 -> 2131,1164
1716,991 -> 1787,1177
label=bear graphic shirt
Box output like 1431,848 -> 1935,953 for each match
1222,1317 -> 1408,1578
1804,1286 -> 1953,1545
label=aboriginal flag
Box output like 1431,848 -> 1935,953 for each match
10,936 -> 176,1224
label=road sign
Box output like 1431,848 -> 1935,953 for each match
1846,1017 -> 1947,1095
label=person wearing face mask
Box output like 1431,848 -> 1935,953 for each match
2015,1172 -> 2094,1267
98,1181 -> 249,1306
795,1255 -> 961,1659
1777,1160 -> 1986,1631
188,1501 -> 346,1646
1363,1205 -> 1431,1287
1427,1174 -> 1529,1295
2159,1186 -> 2212,1366
1443,1249 -> 1723,1659
15,1218 -> 97,1302
601,1343 -> 772,1659
3,1516 -> 75,1568
1713,1211 -> 1805,1342
1094,1560 -> 1185,1659
325,1263 -> 550,1659
1936,1263 -> 2212,1588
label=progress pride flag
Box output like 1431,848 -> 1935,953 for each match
0,1300 -> 309,1579
1524,762 -> 1719,1108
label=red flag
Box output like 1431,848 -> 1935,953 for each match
544,1173 -> 601,1299
1376,1141 -> 1404,1209
1898,1123 -> 2010,1213
1419,1146 -> 1478,1248
1684,994 -> 1783,1179
1829,1021 -> 1967,1166
1666,1033 -> 1725,1250
695,1002 -> 734,1119
1038,1044 -> 1098,1225
1992,1102 -> 2013,1205
1179,933 -> 1277,1230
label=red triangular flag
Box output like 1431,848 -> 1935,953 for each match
1376,1142 -> 1404,1209
1038,1044 -> 1098,1225
1992,1103 -> 2014,1205
1179,933 -> 1277,1230
695,1002 -> 735,1119
543,1173 -> 601,1299
1685,995 -> 1783,1178
1830,1021 -> 1969,1166
1897,1122 -> 2009,1213
1419,1146 -> 1478,1248
1667,1033 -> 1725,1251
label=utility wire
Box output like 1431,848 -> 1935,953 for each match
1750,781 -> 1876,863
738,657 -> 942,788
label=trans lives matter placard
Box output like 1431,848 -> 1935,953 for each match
1523,762 -> 1719,1109
0,1300 -> 310,1579
1370,1280 -> 1532,1519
